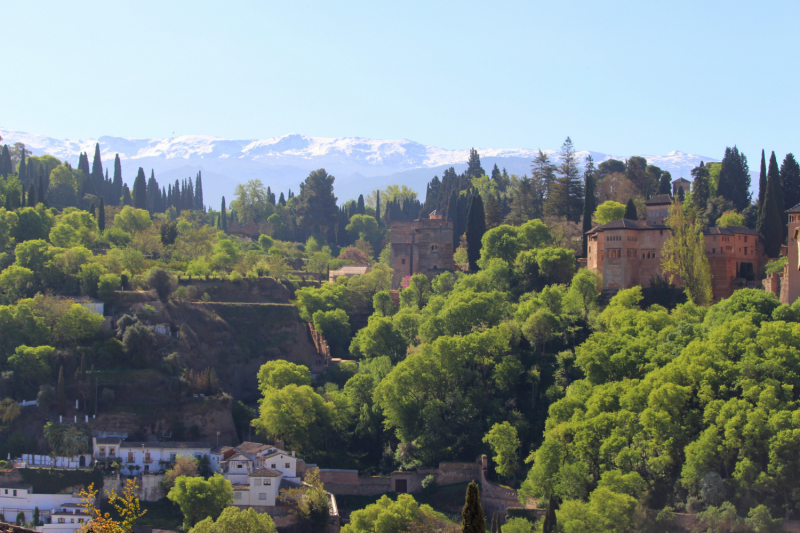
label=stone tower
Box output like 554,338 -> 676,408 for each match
389,210 -> 454,289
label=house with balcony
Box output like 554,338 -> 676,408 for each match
91,438 -> 212,474
217,443 -> 303,509
36,504 -> 89,533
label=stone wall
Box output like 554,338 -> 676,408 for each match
318,461 -> 479,497
103,474 -> 165,502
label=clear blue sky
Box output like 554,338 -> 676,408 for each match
2,0 -> 799,161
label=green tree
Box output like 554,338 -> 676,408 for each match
343,494 -> 450,533
718,146 -> 751,212
57,365 -> 65,415
147,268 -> 178,302
98,197 -> 106,231
782,153 -> 800,213
758,151 -> 784,257
716,211 -> 745,227
8,345 -> 53,386
691,161 -> 711,214
483,422 -> 520,481
312,309 -> 351,358
462,482 -> 485,533
114,206 -> 152,234
190,507 -> 277,533
346,214 -> 382,254
257,360 -> 312,392
230,179 -> 273,225
466,194 -> 486,271
661,201 -> 713,305
0,265 -> 34,303
133,168 -> 148,210
168,474 -> 233,530
623,198 -> 637,220
593,201 -> 625,225
501,518 -> 533,533
254,384 -> 332,453
349,315 -> 407,362
295,169 -> 338,238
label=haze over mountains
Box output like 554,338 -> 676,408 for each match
0,127 -> 716,206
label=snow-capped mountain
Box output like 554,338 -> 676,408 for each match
0,127 -> 717,206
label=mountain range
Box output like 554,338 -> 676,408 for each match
0,127 -> 717,206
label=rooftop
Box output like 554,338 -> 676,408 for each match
234,442 -> 272,456
702,225 -> 759,236
672,177 -> 691,183
0,482 -> 32,490
645,194 -> 673,205
94,437 -> 122,445
586,219 -> 669,234
787,202 -> 800,214
119,441 -> 211,449
329,266 -> 369,276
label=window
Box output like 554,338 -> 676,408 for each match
265,479 -> 271,485
234,492 -> 242,500
255,479 -> 262,486
259,493 -> 267,501
109,448 -> 115,457
145,452 -> 151,462
237,464 -> 243,469
271,464 -> 276,469
170,453 -> 176,462
285,463 -> 290,468
4,489 -> 7,494
58,519 -> 65,524
13,490 -> 17,496
127,452 -> 134,463
99,447 -> 106,456
744,236 -> 748,243
401,258 -> 406,265
430,244 -> 438,252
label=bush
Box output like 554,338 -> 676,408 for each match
148,268 -> 178,302
421,474 -> 437,493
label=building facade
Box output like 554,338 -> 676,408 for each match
782,203 -> 800,304
92,439 -> 212,475
389,211 -> 454,289
0,483 -> 86,526
216,443 -> 302,509
586,194 -> 765,301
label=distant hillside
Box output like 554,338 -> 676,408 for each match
0,126 -> 720,205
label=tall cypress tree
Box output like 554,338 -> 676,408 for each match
279,192 -> 286,206
18,148 -> 27,183
0,145 -> 11,177
781,153 -> 800,212
758,149 -> 767,212
658,172 -> 672,196
91,142 -> 104,195
220,197 -> 228,233
132,168 -> 148,209
89,202 -> 96,219
357,194 -> 366,215
759,151 -> 784,257
462,482 -> 485,533
195,171 -> 204,210
112,154 -> 123,205
27,183 -> 36,206
691,161 -> 711,213
122,184 -> 132,206
581,155 -> 597,256
98,197 -> 105,231
375,190 -> 381,226
465,194 -> 486,272
624,198 -> 638,220
484,194 -> 502,230
38,175 -> 46,207
718,146 -> 751,212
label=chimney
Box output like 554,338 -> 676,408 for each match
292,450 -> 295,457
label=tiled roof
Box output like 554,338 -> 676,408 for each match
260,450 -> 291,460
279,478 -> 302,491
586,218 -> 669,234
787,202 -> 800,213
119,441 -> 211,449
672,177 -> 691,184
211,446 -> 234,454
645,194 -> 673,205
234,442 -> 271,455
250,468 -> 282,478
703,225 -> 759,236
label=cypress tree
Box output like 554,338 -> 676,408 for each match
678,187 -> 685,202
759,151 -> 784,257
90,202 -> 96,219
462,481 -> 485,533
57,366 -> 66,415
0,145 -> 11,177
122,185 -> 132,206
132,168 -> 148,209
375,190 -> 382,226
278,192 -> 285,206
691,162 -> 711,214
658,172 -> 672,195
624,198 -> 638,220
18,148 -> 26,183
357,194 -> 366,215
758,149 -> 767,211
91,142 -> 104,194
112,154 -> 123,205
220,197 -> 228,233
98,197 -> 105,231
38,175 -> 46,207
581,156 -> 597,256
466,194 -> 486,271
78,152 -> 90,178
20,188 -> 25,208
33,507 -> 39,527
781,153 -> 800,212
485,194 -> 502,230
27,183 -> 35,206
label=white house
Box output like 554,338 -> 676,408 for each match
36,504 -> 88,533
217,443 -> 301,509
92,439 -> 212,475
0,482 -> 86,525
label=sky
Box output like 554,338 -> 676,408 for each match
2,0 -> 799,162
